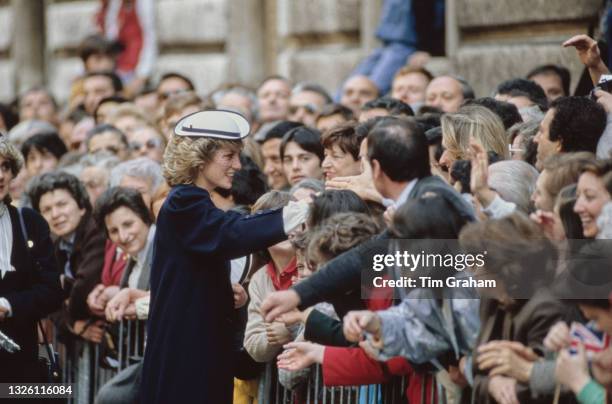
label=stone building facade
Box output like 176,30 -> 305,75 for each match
0,0 -> 604,103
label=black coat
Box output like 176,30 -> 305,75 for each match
141,185 -> 287,404
294,175 -> 475,309
0,206 -> 63,382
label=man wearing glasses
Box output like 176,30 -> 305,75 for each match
287,83 -> 332,127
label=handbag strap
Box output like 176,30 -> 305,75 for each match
17,208 -> 58,369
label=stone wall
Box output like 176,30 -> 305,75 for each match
0,0 -> 605,103
0,0 -> 367,103
451,0 -> 602,97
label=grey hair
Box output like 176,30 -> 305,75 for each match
0,138 -> 24,176
290,178 -> 325,196
109,157 -> 164,193
7,120 -> 57,148
518,105 -> 545,123
211,85 -> 258,120
488,160 -> 539,213
291,82 -> 333,104
79,150 -> 120,171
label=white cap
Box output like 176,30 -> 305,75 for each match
174,109 -> 250,139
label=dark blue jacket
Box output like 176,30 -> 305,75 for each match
0,205 -> 62,382
141,185 -> 286,404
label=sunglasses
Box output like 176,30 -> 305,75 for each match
130,138 -> 161,152
289,103 -> 319,115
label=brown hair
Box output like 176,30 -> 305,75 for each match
459,212 -> 555,296
320,121 -> 362,160
541,152 -> 596,199
393,65 -> 434,83
306,212 -> 380,265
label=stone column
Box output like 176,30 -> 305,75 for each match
227,0 -> 267,86
11,0 -> 45,94
360,0 -> 383,53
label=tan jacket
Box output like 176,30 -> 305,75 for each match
243,266 -> 283,363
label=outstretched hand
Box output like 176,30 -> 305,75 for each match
261,289 -> 301,323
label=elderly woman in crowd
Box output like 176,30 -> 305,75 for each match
87,187 -> 155,319
0,140 -> 63,383
28,171 -> 107,343
109,157 -> 164,208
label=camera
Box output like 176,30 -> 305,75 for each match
590,74 -> 612,100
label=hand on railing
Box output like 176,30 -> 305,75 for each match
105,289 -> 133,322
488,375 -> 519,404
73,319 -> 106,344
277,341 -> 324,371
261,289 -> 301,323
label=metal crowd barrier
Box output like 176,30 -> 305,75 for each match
257,362 -> 411,404
52,319 -> 147,404
51,319 -> 442,404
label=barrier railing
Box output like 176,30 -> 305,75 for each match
51,319 -> 441,404
257,362 -> 411,404
53,319 -> 147,404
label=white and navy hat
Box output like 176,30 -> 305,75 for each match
174,109 -> 250,140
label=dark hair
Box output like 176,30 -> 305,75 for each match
78,34 -> 122,63
466,97 -> 523,130
293,82 -> 333,104
21,132 -> 68,162
307,189 -> 369,229
158,72 -> 196,92
263,121 -> 303,143
0,103 -> 19,132
29,171 -> 91,213
549,97 -> 607,154
94,186 -> 154,233
392,193 -> 469,239
317,103 -> 354,122
321,122 -> 362,160
84,71 -> 123,92
416,112 -> 442,132
556,184 -> 584,240
527,64 -> 571,97
450,152 -> 503,194
215,154 -> 268,207
355,116 -> 388,139
280,126 -> 324,162
93,95 -> 129,122
362,97 -> 414,117
86,124 -> 129,148
367,117 -> 430,182
495,78 -> 548,111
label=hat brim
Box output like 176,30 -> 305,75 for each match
174,109 -> 251,140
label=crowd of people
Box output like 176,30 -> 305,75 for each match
2,4 -> 612,401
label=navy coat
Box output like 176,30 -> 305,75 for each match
0,206 -> 63,382
141,185 -> 286,403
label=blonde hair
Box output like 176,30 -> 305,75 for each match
0,139 -> 23,176
162,135 -> 242,186
441,104 -> 509,160
107,103 -> 155,128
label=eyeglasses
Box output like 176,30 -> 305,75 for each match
289,103 -> 319,115
92,145 -> 123,156
130,138 -> 162,152
159,89 -> 190,101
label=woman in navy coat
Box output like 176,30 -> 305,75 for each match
140,110 -> 306,403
